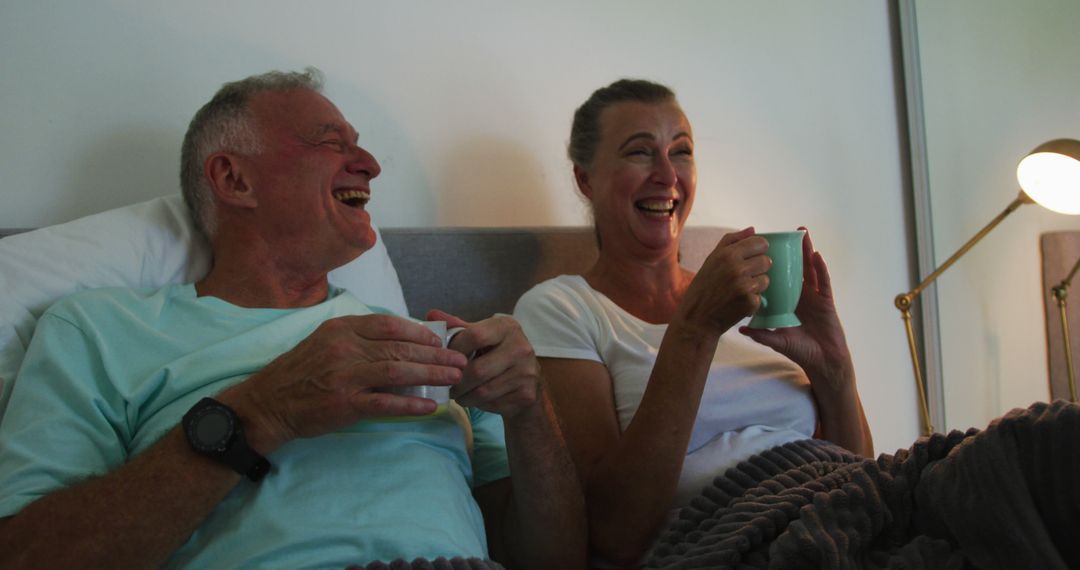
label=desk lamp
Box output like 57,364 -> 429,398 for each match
1050,257 -> 1080,404
896,138 -> 1080,435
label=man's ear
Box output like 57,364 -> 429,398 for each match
573,164 -> 593,200
205,152 -> 258,208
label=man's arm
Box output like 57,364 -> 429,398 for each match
473,393 -> 586,570
435,311 -> 587,570
0,428 -> 244,568
0,315 -> 466,568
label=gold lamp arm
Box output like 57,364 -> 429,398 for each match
895,191 -> 1034,435
1051,255 -> 1080,403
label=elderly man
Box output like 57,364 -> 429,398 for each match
0,69 -> 585,569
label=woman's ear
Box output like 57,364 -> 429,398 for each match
205,152 -> 258,209
573,164 -> 593,201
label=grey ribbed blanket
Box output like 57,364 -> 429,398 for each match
349,557 -> 504,570
646,399 -> 1080,569
351,400 -> 1078,570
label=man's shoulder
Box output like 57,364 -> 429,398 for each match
44,283 -> 185,322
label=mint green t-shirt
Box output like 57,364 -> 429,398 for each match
0,284 -> 510,568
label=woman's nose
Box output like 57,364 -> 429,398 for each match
651,154 -> 677,186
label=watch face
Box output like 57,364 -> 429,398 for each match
193,408 -> 233,450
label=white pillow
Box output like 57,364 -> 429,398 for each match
0,194 -> 408,420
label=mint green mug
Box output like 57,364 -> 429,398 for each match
748,230 -> 805,329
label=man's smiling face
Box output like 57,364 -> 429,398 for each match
240,88 -> 382,271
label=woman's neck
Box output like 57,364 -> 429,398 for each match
583,251 -> 693,325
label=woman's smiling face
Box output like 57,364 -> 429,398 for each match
576,99 -> 696,258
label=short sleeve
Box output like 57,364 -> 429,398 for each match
0,312 -> 129,518
468,408 -> 509,487
513,279 -> 602,363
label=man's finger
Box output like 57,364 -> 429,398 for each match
446,314 -> 517,357
367,341 -> 468,369
426,309 -> 470,329
453,372 -> 521,409
333,314 -> 444,347
356,361 -> 463,388
351,391 -> 441,418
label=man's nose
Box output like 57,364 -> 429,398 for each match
346,145 -> 381,179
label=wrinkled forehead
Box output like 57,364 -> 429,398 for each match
250,88 -> 357,141
598,100 -> 692,146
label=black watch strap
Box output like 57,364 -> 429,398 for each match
184,397 -> 271,482
223,423 -> 272,482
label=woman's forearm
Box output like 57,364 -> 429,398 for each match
810,367 -> 874,456
584,322 -> 722,563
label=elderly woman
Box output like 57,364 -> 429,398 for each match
512,79 -> 873,566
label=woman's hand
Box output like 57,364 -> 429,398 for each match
740,228 -> 873,456
677,227 -> 771,337
739,228 -> 855,393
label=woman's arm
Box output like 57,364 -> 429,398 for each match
540,326 -> 718,566
538,229 -> 778,564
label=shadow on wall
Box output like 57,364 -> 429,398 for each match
64,127 -> 180,222
437,135 -> 558,226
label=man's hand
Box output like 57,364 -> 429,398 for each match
428,309 -> 587,570
427,309 -> 541,420
221,314 -> 468,454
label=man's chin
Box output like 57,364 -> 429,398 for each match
336,229 -> 377,267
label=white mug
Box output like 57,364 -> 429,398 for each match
376,320 -> 451,406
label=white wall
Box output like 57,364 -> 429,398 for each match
0,1 -> 919,453
916,0 -> 1080,430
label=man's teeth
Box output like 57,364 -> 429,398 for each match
333,189 -> 370,207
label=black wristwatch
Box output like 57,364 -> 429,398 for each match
182,397 -> 271,482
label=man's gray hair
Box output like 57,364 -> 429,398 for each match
179,67 -> 325,238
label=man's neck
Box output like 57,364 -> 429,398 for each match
196,234 -> 333,309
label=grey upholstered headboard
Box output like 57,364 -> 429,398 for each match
381,227 -> 728,321
0,226 -> 730,322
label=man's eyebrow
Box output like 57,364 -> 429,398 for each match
617,131 -> 693,151
311,123 -> 359,143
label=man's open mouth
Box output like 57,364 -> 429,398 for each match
333,189 -> 370,208
636,199 -> 677,218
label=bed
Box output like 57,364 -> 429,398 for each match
2,197 -> 1077,569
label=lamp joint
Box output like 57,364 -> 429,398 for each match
1053,283 -> 1069,303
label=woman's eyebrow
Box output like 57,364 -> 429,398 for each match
617,131 -> 692,151
617,132 -> 654,151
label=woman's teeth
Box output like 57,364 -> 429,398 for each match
636,199 -> 676,217
333,189 -> 370,208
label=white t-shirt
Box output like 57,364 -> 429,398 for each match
514,275 -> 816,508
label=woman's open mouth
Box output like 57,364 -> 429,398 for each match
635,199 -> 677,218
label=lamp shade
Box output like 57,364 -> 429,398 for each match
1016,138 -> 1080,214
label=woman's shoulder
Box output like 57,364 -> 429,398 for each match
514,274 -> 602,322
517,274 -> 594,306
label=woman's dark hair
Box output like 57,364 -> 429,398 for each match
567,79 -> 676,169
